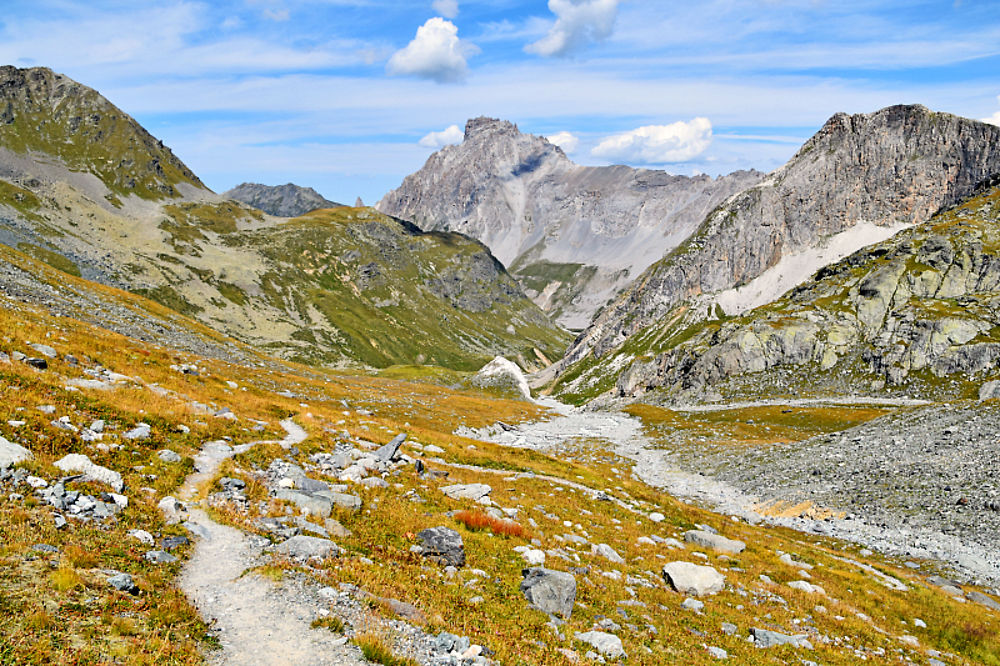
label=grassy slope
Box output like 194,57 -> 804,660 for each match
1,250 -> 998,664
0,66 -> 203,200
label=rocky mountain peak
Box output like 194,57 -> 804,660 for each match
223,182 -> 342,218
463,116 -> 521,142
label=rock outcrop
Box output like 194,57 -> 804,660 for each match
553,105 -> 1000,398
607,182 -> 1000,403
223,182 -> 342,217
378,117 -> 761,329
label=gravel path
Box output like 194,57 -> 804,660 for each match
178,421 -> 365,666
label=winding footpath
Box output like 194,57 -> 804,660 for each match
177,420 -> 364,666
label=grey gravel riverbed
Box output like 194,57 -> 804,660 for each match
458,398 -> 1000,589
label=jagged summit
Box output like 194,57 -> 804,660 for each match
550,104 -> 1000,398
223,182 -> 343,218
378,117 -> 761,329
0,65 -> 204,200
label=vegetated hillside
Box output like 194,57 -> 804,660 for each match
549,105 -> 1000,396
224,182 -> 343,217
378,117 -> 762,329
555,181 -> 1000,405
0,66 -> 204,200
0,66 -> 569,370
2,244 -> 999,665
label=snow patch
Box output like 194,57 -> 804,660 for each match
472,356 -> 532,400
714,221 -> 911,316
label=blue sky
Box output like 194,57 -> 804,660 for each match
3,0 -> 1000,204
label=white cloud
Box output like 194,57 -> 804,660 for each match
592,118 -> 713,164
431,0 -> 459,19
526,0 -> 618,57
546,130 -> 579,153
386,17 -> 478,83
983,96 -> 1000,126
419,124 -> 464,147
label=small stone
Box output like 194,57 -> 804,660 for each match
157,450 -> 182,463
591,543 -> 625,564
144,550 -> 178,564
750,627 -> 813,649
574,631 -> 625,659
54,454 -> 123,492
123,423 -> 151,440
440,483 -> 492,502
107,573 -> 138,594
128,529 -> 155,545
649,512 -> 665,522
274,535 -> 341,561
521,548 -> 546,566
707,646 -> 728,659
681,598 -> 704,612
0,436 -> 33,469
374,433 -> 407,462
684,529 -> 746,554
158,496 -> 187,524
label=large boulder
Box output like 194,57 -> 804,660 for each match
662,561 -> 726,596
440,483 -> 492,503
470,356 -> 532,400
54,454 -> 124,492
0,436 -> 32,468
520,567 -> 576,619
684,530 -> 746,554
417,527 -> 465,567
375,433 -> 407,462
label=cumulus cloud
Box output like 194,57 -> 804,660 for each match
983,97 -> 1000,126
419,124 -> 464,147
526,0 -> 618,58
432,0 -> 459,19
546,130 -> 579,153
386,17 -> 478,83
592,118 -> 713,164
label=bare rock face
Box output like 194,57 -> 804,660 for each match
558,105 -> 1000,378
223,182 -> 342,218
378,117 -> 762,329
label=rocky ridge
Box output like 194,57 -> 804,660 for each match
378,117 -> 761,329
224,182 -> 343,218
550,105 -> 1000,399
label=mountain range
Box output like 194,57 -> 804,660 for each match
0,66 -> 569,371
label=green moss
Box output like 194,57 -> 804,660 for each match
0,180 -> 43,221
16,243 -> 80,277
133,285 -> 203,316
216,281 -> 247,306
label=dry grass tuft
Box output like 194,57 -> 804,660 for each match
453,510 -> 528,539
354,631 -> 419,666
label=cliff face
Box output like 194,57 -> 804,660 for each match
556,105 -> 1000,379
378,117 -> 762,329
606,183 -> 1000,404
223,182 -> 342,217
0,66 -> 204,200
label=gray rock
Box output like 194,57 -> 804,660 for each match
662,561 -> 726,596
721,622 -> 737,636
314,491 -> 362,512
418,527 -> 465,567
273,489 -> 333,517
274,535 -> 340,561
25,357 -> 47,370
157,449 -> 182,463
684,530 -> 746,554
520,567 -> 576,619
573,631 -> 625,659
28,343 -> 57,358
107,572 -> 138,594
0,436 -> 32,468
751,627 -> 813,649
979,380 -> 1000,401
440,483 -> 491,502
967,590 -> 1000,611
123,423 -> 151,440
591,543 -> 625,564
681,598 -> 705,612
158,496 -> 187,524
54,454 -> 124,492
707,646 -> 728,659
375,433 -> 407,462
144,550 -> 178,564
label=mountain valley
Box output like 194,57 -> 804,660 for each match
1,63 -> 1000,666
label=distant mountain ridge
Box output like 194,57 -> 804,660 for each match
378,117 -> 762,329
224,182 -> 343,217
